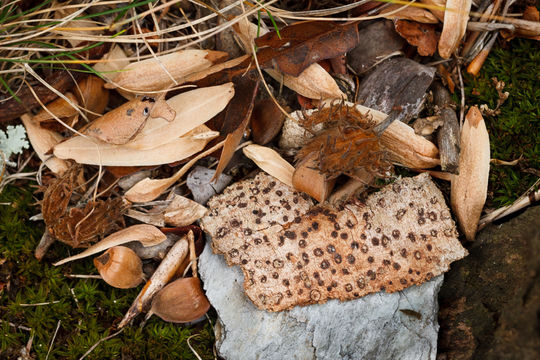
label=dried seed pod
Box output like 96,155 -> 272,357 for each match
94,246 -> 144,289
149,277 -> 210,323
451,107 -> 490,241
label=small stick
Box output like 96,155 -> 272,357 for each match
188,230 -> 197,278
0,320 -> 32,331
118,234 -> 189,328
79,329 -> 124,360
467,32 -> 499,76
433,82 -> 460,173
479,187 -> 540,229
64,274 -> 102,279
35,229 -> 56,261
45,320 -> 61,360
19,301 -> 60,307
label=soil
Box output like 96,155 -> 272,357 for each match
438,206 -> 540,360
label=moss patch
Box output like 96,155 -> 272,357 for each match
464,39 -> 540,207
0,185 -> 215,359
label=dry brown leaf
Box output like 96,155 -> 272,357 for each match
292,152 -> 336,202
243,144 -> 295,187
20,114 -> 68,174
54,224 -> 167,266
395,20 -> 439,57
104,50 -> 228,93
54,125 -> 217,166
234,21 -> 344,100
250,99 -> 286,145
201,172 -> 467,311
451,107 -> 490,241
381,4 -> 439,23
74,76 -> 109,121
439,0 -> 472,59
125,83 -> 234,150
83,97 -> 174,145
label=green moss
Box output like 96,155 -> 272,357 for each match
0,185 -> 215,359
464,39 -> 540,207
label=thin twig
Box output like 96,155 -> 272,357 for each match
79,329 -> 124,360
0,320 -> 32,332
45,320 -> 61,360
19,301 -> 61,307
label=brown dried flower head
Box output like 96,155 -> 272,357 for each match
296,102 -> 393,181
41,164 -> 126,248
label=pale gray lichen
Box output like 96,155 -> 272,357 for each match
0,125 -> 29,167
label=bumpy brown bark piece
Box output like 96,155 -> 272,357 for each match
201,173 -> 467,311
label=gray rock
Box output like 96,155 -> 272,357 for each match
200,241 -> 442,360
186,166 -> 232,205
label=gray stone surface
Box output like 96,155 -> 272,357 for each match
200,241 -> 443,360
186,166 -> 232,205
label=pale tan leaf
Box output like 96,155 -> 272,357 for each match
54,224 -> 167,266
126,83 -> 234,150
451,106 -> 490,241
124,140 -> 225,203
243,144 -> 295,187
54,125 -> 217,166
439,0 -> 472,58
20,114 -> 69,175
104,50 -> 228,93
93,46 -> 130,82
33,92 -> 79,123
420,0 -> 446,22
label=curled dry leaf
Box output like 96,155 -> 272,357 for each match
125,195 -> 208,227
395,20 -> 439,57
20,114 -> 68,175
74,76 -> 109,121
54,224 -> 167,266
83,97 -> 174,145
149,277 -> 210,323
243,144 -> 295,187
94,246 -> 144,289
126,83 -> 234,150
32,92 -> 79,131
54,125 -> 217,166
439,0 -> 472,59
381,4 -> 439,23
104,50 -> 228,94
233,21 -> 344,100
119,233 -> 191,328
201,173 -> 467,311
124,140 -> 225,203
451,107 -> 490,241
293,152 -> 336,203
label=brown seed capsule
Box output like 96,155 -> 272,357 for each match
150,277 -> 211,323
94,246 -> 143,289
